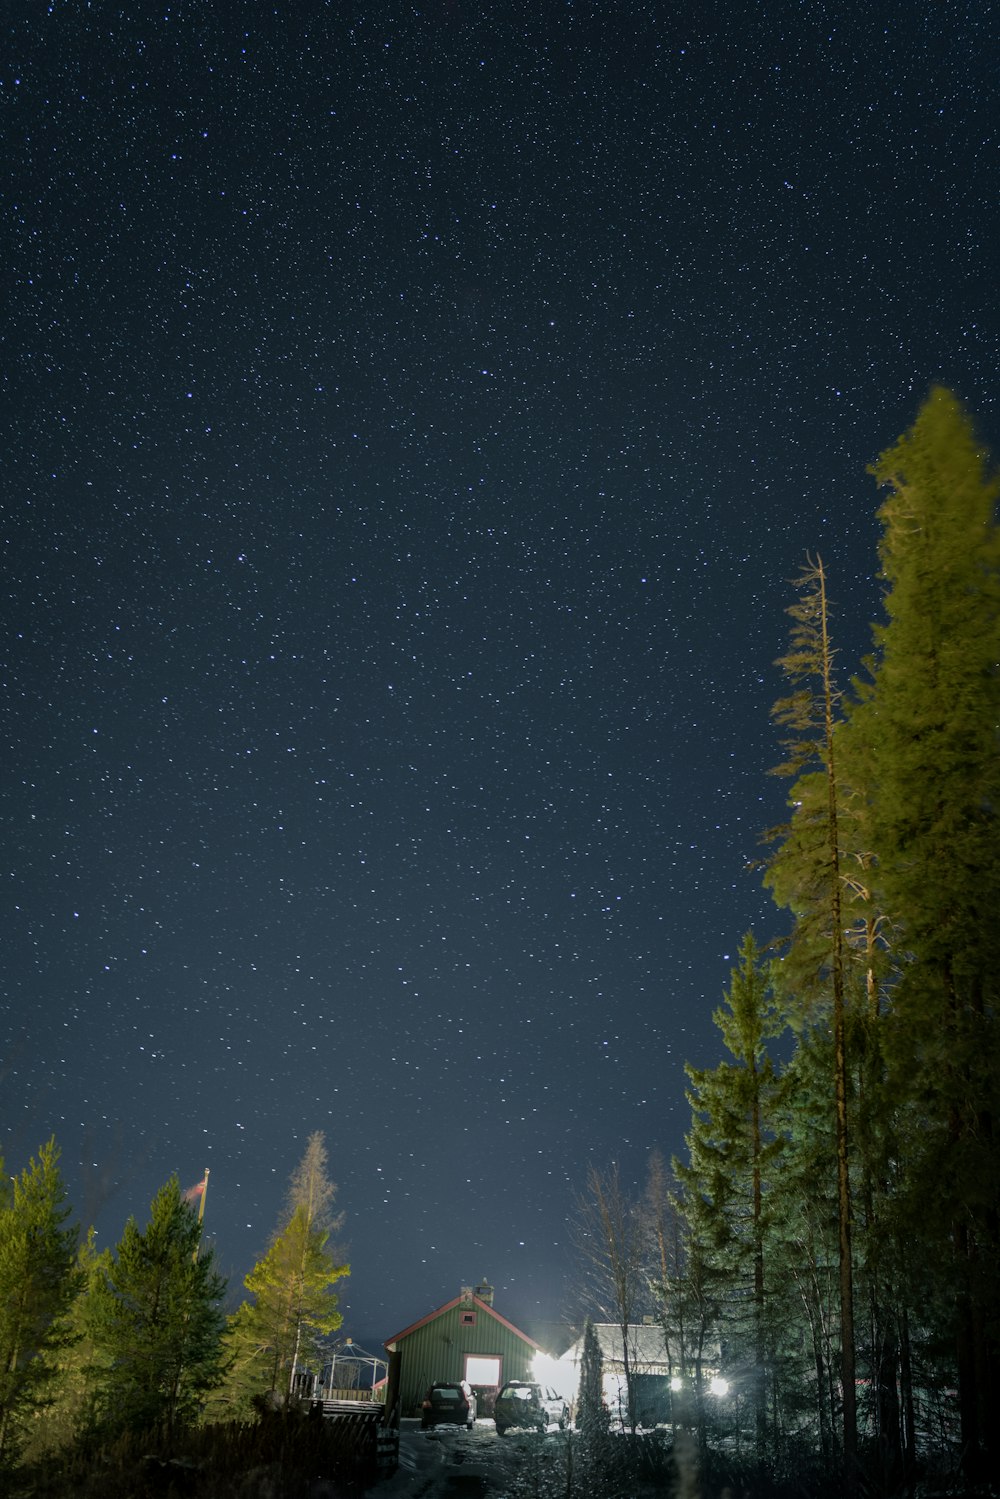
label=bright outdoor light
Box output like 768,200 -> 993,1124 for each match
670,1376 -> 683,1392
708,1376 -> 730,1397
531,1351 -> 576,1402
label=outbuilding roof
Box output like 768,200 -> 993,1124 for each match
561,1322 -> 722,1371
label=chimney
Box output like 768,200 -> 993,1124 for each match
475,1280 -> 494,1306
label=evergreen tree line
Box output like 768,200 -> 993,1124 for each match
578,389 -> 999,1497
5,389 -> 996,1496
0,1131 -> 347,1479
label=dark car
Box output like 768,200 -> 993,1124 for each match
421,1380 -> 477,1429
494,1380 -> 568,1435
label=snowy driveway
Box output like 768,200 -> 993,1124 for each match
375,1417 -> 572,1499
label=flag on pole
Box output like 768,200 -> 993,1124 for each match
185,1170 -> 210,1259
184,1170 -> 210,1228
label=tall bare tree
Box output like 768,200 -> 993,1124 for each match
767,556 -> 857,1489
572,1162 -> 646,1432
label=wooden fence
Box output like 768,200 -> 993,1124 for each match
302,1398 -> 399,1477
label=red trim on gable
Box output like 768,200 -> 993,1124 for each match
383,1296 -> 541,1353
384,1294 -> 464,1349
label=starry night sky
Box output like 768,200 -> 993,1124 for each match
3,0 -> 997,1347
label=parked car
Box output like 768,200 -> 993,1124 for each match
421,1380 -> 477,1429
493,1380 -> 568,1435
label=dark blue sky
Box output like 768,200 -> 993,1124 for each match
3,0 -> 997,1347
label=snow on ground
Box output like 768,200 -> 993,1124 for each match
375,1418 -> 570,1499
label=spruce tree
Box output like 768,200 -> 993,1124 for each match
576,1318 -> 608,1438
573,1317 -> 611,1494
766,1026 -> 844,1469
659,1184 -> 723,1459
0,1139 -> 81,1463
86,1176 -> 227,1438
30,1229 -> 107,1459
846,387 -> 1000,1480
676,935 -> 784,1464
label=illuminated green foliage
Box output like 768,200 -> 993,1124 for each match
0,1139 -> 81,1463
86,1176 -> 227,1438
222,1133 -> 348,1409
845,387 -> 1000,1476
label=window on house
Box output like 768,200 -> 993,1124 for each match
465,1355 -> 502,1387
460,1311 -> 477,1326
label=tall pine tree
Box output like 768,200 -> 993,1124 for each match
223,1134 -> 348,1409
765,556 -> 860,1488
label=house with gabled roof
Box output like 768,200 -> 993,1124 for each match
383,1283 -> 543,1417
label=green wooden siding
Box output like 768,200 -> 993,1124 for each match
393,1301 -> 538,1416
